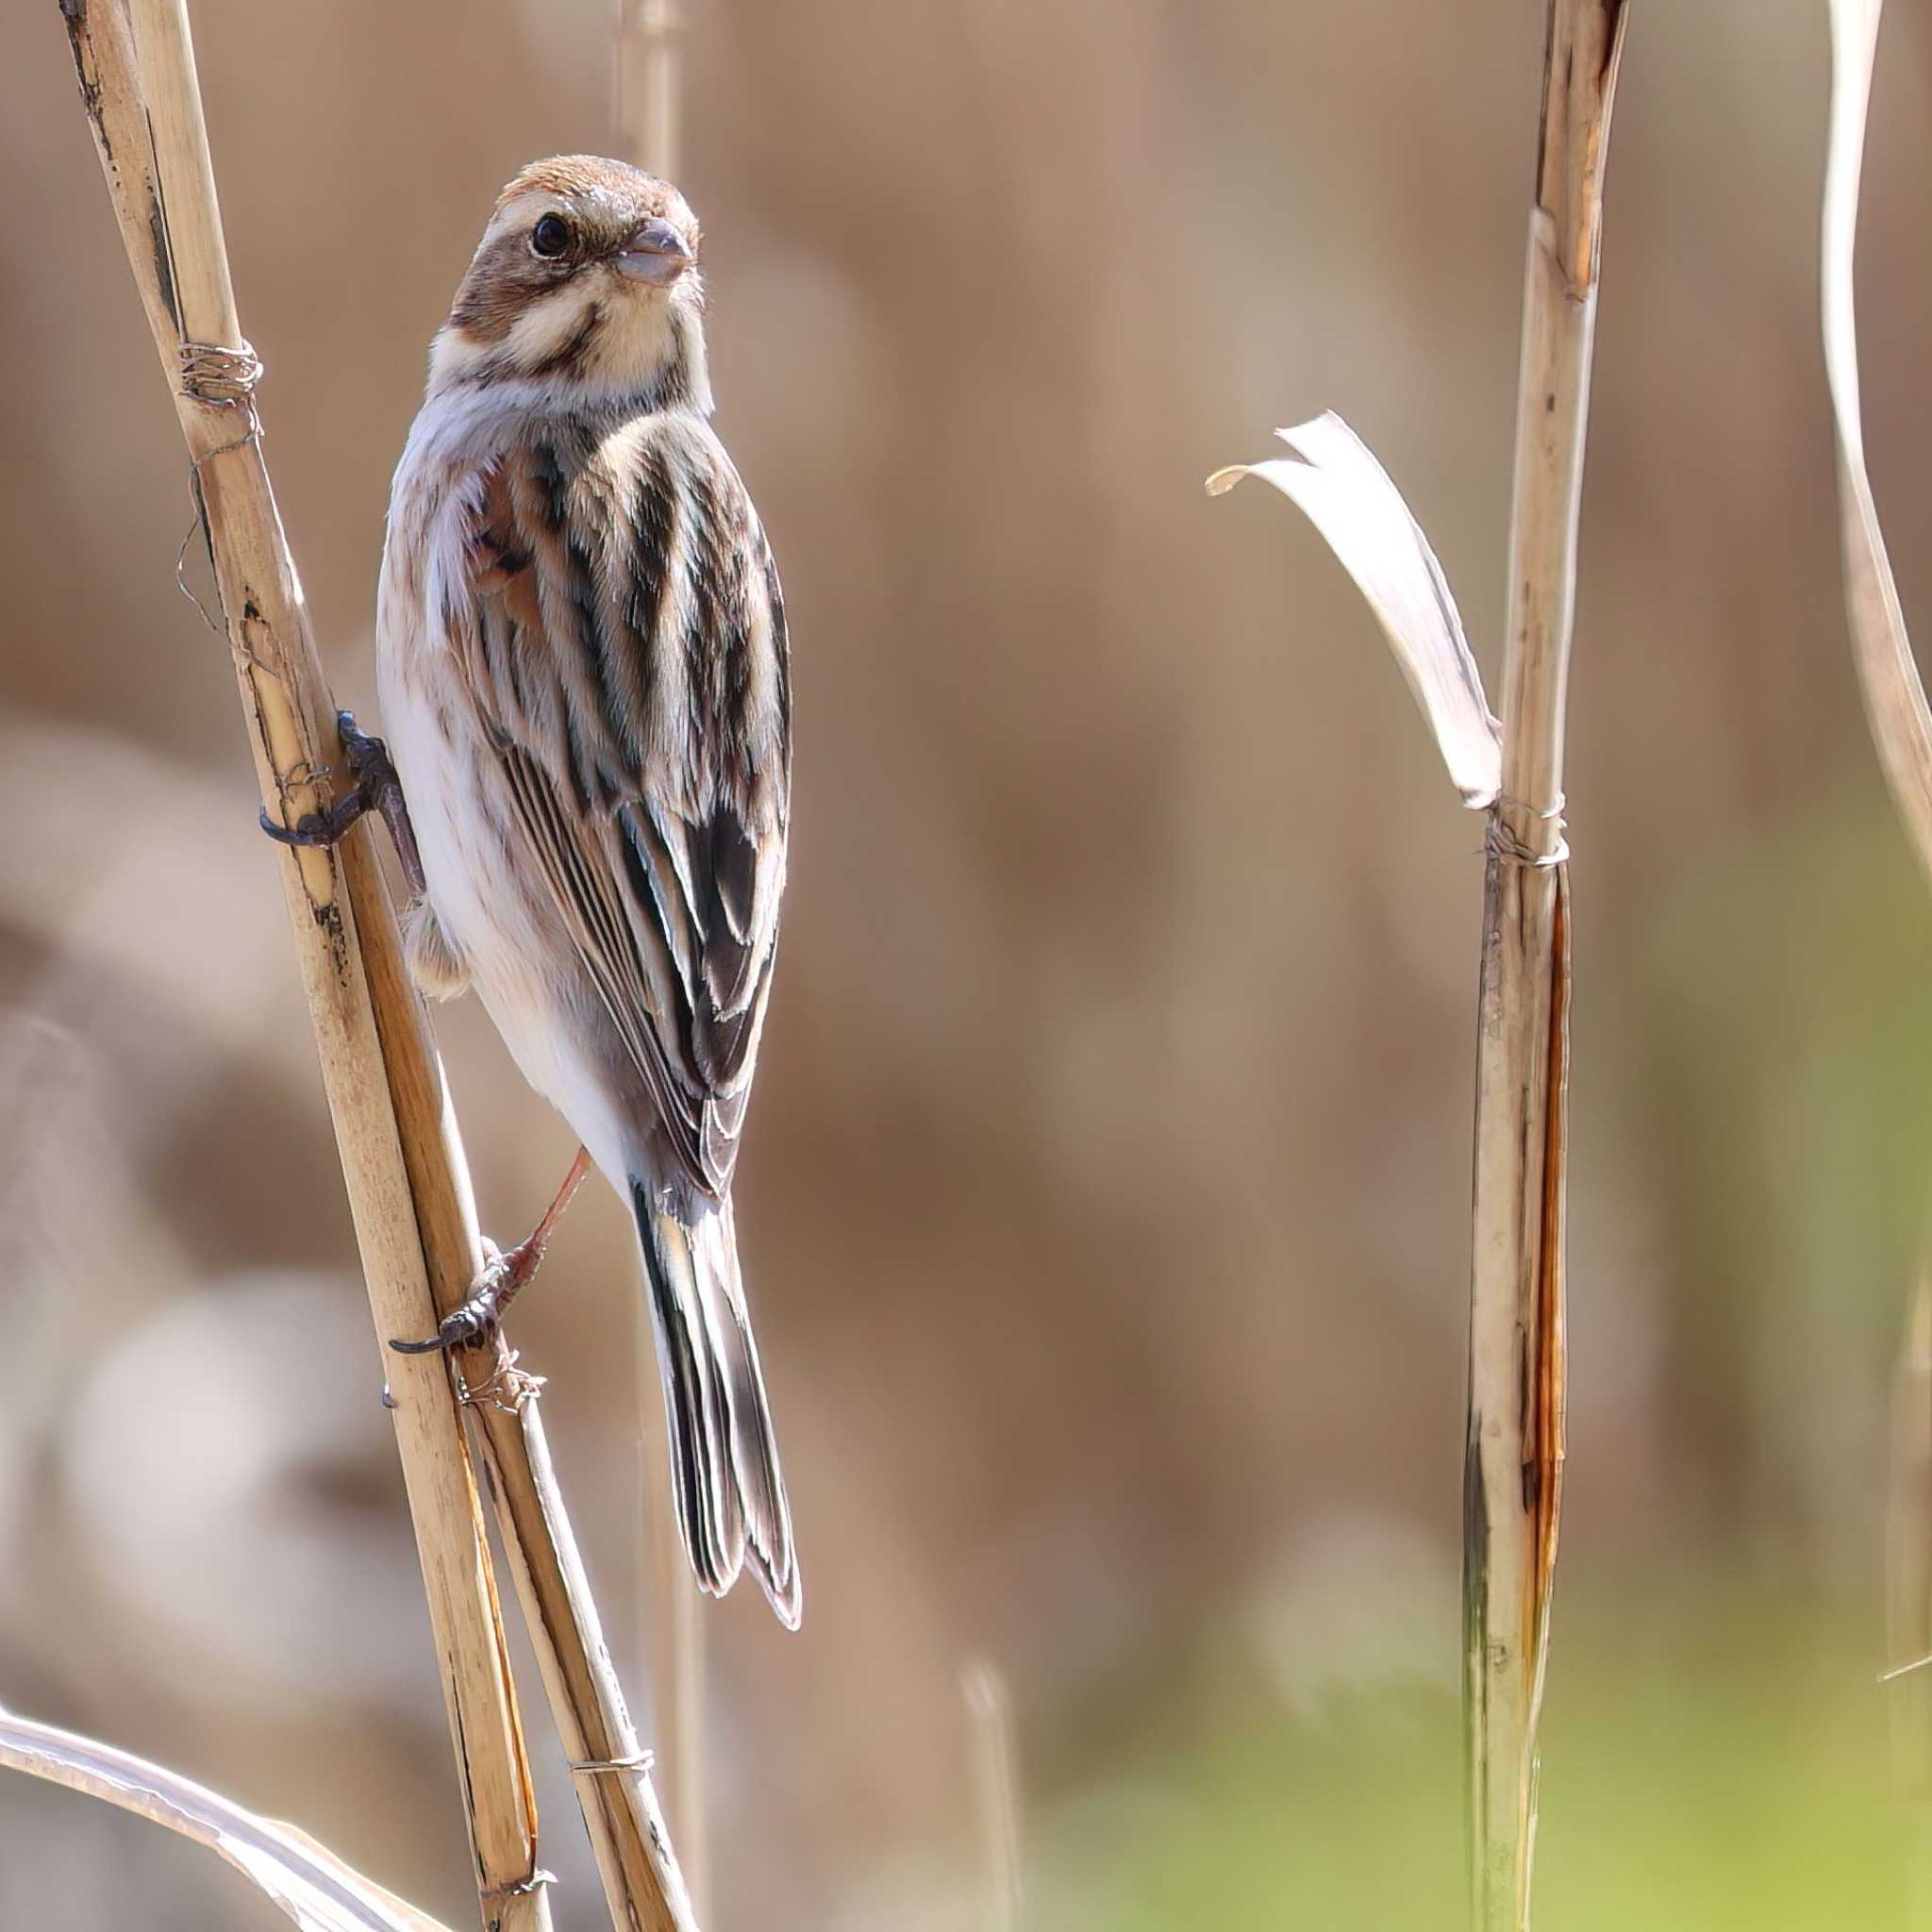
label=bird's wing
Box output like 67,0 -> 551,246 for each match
445,418 -> 790,1197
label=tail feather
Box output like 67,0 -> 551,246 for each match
633,1181 -> 800,1628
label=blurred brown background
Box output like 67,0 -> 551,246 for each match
6,3 -> 1932,1927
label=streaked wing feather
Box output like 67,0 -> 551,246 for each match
450,424 -> 787,1196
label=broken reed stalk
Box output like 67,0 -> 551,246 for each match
1820,0 -> 1932,1894
613,3 -> 708,1913
1464,6 -> 1624,1927
58,4 -> 694,1928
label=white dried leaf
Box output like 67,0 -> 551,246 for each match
0,1709 -> 451,1932
1208,411 -> 1501,808
1824,0 -> 1932,876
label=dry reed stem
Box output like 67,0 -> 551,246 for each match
1464,5 -> 1624,1928
57,4 -> 694,1927
0,1707 -> 454,1932
1208,10 -> 1624,1923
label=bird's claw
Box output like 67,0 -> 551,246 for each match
258,709 -> 425,895
389,1244 -> 525,1356
386,1153 -> 586,1355
389,1306 -> 497,1356
258,803 -> 351,849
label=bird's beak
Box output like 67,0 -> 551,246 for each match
615,219 -> 692,287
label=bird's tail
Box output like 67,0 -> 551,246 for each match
631,1180 -> 800,1628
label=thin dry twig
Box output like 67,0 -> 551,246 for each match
1892,1282 -> 1932,1932
57,4 -> 695,1928
636,1426 -> 706,1921
0,1707 -> 453,1932
612,7 -> 708,1912
1890,1279 -> 1932,1714
616,0 -> 682,180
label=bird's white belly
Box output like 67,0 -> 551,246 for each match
379,658 -> 575,1104
381,675 -> 638,1190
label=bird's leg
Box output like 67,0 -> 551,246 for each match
391,1147 -> 593,1355
260,708 -> 425,896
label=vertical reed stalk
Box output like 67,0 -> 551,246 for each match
1210,13 -> 1626,1922
58,4 -> 695,1926
613,4 -> 708,1914
1465,6 -> 1625,1927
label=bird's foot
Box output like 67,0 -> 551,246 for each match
259,709 -> 425,895
389,1148 -> 591,1355
390,1236 -> 537,1355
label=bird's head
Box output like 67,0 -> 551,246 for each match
430,156 -> 709,408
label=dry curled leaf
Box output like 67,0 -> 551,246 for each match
1208,411 -> 1501,808
0,1709 -> 451,1932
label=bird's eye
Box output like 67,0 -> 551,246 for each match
531,214 -> 572,258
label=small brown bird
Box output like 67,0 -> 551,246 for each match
275,158 -> 798,1624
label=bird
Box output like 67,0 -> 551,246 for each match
274,157 -> 799,1626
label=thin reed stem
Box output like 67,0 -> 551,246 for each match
612,5 -> 708,1912
618,0 -> 683,180
962,1663 -> 1022,1932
